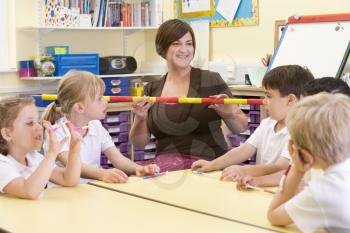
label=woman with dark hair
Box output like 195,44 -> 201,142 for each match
130,19 -> 247,172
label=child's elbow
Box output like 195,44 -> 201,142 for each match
24,190 -> 41,200
267,211 -> 285,226
63,179 -> 80,187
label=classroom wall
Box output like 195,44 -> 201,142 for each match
0,0 -> 39,93
1,0 -> 349,93
159,0 -> 350,62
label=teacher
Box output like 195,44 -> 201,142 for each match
130,19 -> 247,171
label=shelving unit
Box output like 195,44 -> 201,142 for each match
27,0 -> 164,163
20,73 -> 163,80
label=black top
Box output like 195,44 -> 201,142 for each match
143,67 -> 233,160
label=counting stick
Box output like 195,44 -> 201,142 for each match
36,95 -> 264,105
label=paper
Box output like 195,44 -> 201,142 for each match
182,0 -> 211,14
248,67 -> 267,87
216,0 -> 241,23
190,20 -> 210,69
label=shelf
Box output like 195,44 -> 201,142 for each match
19,73 -> 163,80
21,26 -> 159,31
229,85 -> 264,97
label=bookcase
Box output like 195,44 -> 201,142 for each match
20,0 -> 164,80
23,0 -> 164,163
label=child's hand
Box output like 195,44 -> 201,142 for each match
236,175 -> 257,190
43,120 -> 68,158
191,160 -> 213,172
65,121 -> 81,154
135,164 -> 160,177
132,96 -> 154,121
208,94 -> 240,118
289,140 -> 313,174
100,168 -> 128,183
220,165 -> 245,181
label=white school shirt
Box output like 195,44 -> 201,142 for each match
0,151 -> 45,193
285,158 -> 350,233
54,117 -> 115,168
246,117 -> 290,164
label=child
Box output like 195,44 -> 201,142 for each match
0,96 -> 81,199
42,71 -> 160,183
234,76 -> 350,189
302,76 -> 350,97
267,92 -> 350,232
191,65 -> 314,186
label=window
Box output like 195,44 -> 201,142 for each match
0,0 -> 15,72
0,0 -> 9,69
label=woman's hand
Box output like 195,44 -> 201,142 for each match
208,94 -> 240,119
132,96 -> 154,121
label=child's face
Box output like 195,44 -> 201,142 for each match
264,88 -> 290,121
7,104 -> 43,153
84,94 -> 108,121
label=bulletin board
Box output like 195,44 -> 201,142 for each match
269,14 -> 350,78
174,0 -> 259,28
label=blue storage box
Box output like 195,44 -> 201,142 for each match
102,77 -> 130,96
46,46 -> 69,55
54,54 -> 99,76
33,95 -> 52,107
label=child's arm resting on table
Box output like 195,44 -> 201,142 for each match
191,143 -> 257,173
3,154 -> 57,200
57,152 -> 129,183
104,146 -> 160,177
267,143 -> 313,226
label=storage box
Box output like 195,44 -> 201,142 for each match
33,95 -> 53,107
111,132 -> 129,144
103,112 -> 130,124
54,53 -> 99,76
102,77 -> 130,96
46,46 -> 69,55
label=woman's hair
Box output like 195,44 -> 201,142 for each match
41,70 -> 105,124
155,19 -> 196,59
286,92 -> 350,165
0,96 -> 35,155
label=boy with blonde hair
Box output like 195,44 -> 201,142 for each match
268,92 -> 350,232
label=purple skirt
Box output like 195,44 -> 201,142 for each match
136,153 -> 202,172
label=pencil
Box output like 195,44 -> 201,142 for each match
246,184 -> 276,194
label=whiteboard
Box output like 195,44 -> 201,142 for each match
269,19 -> 350,78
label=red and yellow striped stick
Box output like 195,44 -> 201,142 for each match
36,95 -> 264,105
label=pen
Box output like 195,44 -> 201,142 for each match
246,184 -> 276,194
279,164 -> 292,193
143,171 -> 168,179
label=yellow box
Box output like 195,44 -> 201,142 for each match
130,87 -> 144,96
